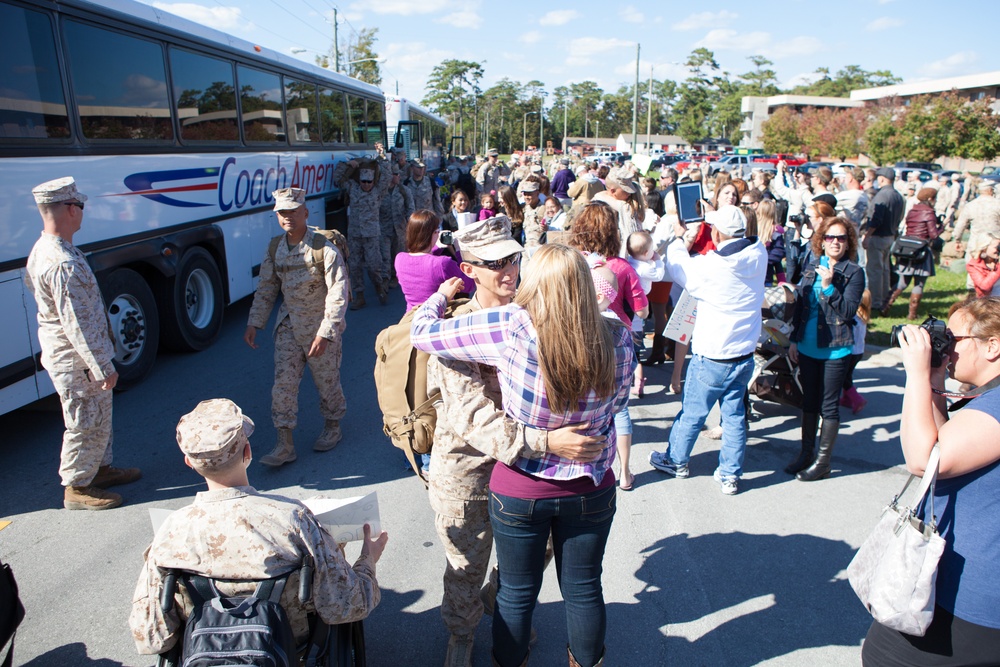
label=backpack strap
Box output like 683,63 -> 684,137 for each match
267,235 -> 282,265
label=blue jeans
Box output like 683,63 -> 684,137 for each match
489,485 -> 616,667
667,354 -> 754,478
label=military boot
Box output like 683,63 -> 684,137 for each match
91,465 -> 142,489
376,281 -> 389,305
445,634 -> 474,667
350,292 -> 366,310
313,420 -> 342,452
260,428 -> 296,467
64,485 -> 123,511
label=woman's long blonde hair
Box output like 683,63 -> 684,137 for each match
514,244 -> 618,412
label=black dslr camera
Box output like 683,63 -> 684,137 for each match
890,316 -> 952,368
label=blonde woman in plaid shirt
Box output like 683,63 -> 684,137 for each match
412,243 -> 635,667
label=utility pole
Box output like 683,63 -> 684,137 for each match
631,43 -> 639,155
539,95 -> 544,162
332,9 -> 340,73
563,101 -> 568,155
646,65 -> 653,152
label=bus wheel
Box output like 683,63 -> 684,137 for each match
161,247 -> 223,352
101,268 -> 160,388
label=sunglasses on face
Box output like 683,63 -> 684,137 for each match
824,234 -> 847,243
467,253 -> 521,270
65,201 -> 85,211
360,180 -> 374,185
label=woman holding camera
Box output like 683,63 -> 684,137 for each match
394,209 -> 474,312
862,297 -> 1000,666
787,217 -> 865,481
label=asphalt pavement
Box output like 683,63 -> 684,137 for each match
0,284 -> 915,666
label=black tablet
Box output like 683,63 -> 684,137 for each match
675,181 -> 705,224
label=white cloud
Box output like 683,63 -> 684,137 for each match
622,5 -> 643,23
539,9 -> 578,26
382,41 -> 455,99
920,51 -> 979,78
342,11 -> 364,22
152,3 -> 248,30
866,16 -> 902,31
565,37 -> 634,67
694,29 -> 822,59
614,59 -> 687,81
436,10 -> 482,29
520,30 -> 543,44
672,10 -> 738,31
354,0 -> 452,16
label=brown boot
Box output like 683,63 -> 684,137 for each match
260,429 -> 296,467
349,292 -> 366,310
313,420 -> 342,452
568,646 -> 605,667
64,485 -> 122,510
880,288 -> 904,316
91,465 -> 142,488
908,292 -> 922,320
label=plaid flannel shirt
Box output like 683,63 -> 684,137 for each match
411,292 -> 635,484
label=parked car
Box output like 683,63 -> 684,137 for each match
979,165 -> 1000,183
754,153 -> 807,167
896,168 -> 935,184
933,169 -> 962,181
708,154 -> 755,176
896,160 -> 944,172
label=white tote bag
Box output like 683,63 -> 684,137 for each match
847,447 -> 946,637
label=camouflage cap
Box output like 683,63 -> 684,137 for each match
176,399 -> 254,471
487,147 -> 499,156
454,215 -> 524,262
32,177 -> 88,205
606,166 -> 637,194
411,159 -> 426,168
520,179 -> 540,193
273,187 -> 306,211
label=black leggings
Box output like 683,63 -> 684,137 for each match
862,607 -> 1000,667
896,273 -> 928,294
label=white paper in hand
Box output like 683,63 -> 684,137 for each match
303,491 -> 381,544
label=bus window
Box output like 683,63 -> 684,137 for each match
319,88 -> 346,144
346,94 -> 366,144
365,97 -> 386,146
285,79 -> 318,144
63,20 -> 173,141
237,65 -> 285,143
0,4 -> 70,140
170,48 -> 238,143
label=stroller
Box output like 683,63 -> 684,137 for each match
749,283 -> 803,408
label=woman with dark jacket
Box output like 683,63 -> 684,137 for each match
881,187 -> 940,319
787,217 -> 865,482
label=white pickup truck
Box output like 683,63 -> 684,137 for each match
708,155 -> 755,176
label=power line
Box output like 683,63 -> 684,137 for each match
259,0 -> 333,43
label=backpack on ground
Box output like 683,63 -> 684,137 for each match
268,227 -> 350,268
0,557 -> 25,667
373,300 -> 468,485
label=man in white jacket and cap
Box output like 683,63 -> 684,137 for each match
649,205 -> 767,496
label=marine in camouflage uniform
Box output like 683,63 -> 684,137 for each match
128,399 -> 385,657
379,167 -> 414,286
245,188 -> 349,466
25,177 -> 141,511
333,151 -> 392,307
404,160 -> 445,218
475,149 -> 510,196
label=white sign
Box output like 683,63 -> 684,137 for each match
664,289 -> 697,344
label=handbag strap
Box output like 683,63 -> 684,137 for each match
893,446 -> 940,527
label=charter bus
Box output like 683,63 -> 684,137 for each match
384,97 -> 447,172
0,0 -> 390,415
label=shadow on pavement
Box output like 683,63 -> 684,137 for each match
20,642 -> 129,667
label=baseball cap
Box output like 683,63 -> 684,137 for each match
705,205 -> 747,238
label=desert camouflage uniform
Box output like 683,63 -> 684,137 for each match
510,165 -> 532,185
334,159 -> 392,295
379,183 -> 414,284
247,228 -> 348,429
405,175 -> 445,217
953,193 -> 1000,259
521,203 -> 546,251
128,486 -> 380,655
426,298 -> 547,637
25,233 -> 116,486
475,161 -> 509,195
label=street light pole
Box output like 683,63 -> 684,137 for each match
632,43 -> 640,155
539,93 -> 545,162
647,64 -> 653,152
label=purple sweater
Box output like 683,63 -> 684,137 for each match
395,249 -> 476,311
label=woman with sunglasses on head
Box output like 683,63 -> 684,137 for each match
862,297 -> 1000,667
411,242 -> 635,667
394,209 -> 475,312
787,217 -> 865,481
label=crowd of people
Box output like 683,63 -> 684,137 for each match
21,142 -> 1000,666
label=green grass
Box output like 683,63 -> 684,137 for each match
867,268 -> 971,347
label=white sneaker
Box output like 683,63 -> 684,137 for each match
713,469 -> 738,496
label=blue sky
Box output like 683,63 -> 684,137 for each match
142,0 -> 999,108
